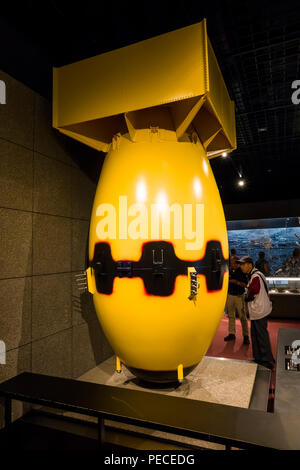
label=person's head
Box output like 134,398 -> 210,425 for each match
293,248 -> 300,258
236,256 -> 254,274
230,257 -> 239,269
230,248 -> 236,256
258,251 -> 265,259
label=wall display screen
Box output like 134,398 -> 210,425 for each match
227,217 -> 300,277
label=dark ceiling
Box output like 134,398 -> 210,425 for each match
0,0 -> 300,205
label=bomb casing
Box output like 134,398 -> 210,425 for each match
53,19 -> 236,382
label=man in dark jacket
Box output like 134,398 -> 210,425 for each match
224,257 -> 250,344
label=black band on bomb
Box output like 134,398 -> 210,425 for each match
89,240 -> 228,296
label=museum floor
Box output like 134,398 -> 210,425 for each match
208,315 -> 300,362
207,315 -> 300,398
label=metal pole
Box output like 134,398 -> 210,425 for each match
4,397 -> 12,448
98,417 -> 105,449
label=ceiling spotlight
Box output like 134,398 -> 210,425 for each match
238,179 -> 245,187
222,152 -> 228,157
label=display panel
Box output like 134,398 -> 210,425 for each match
227,217 -> 300,293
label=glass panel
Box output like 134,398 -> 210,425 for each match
227,217 -> 300,293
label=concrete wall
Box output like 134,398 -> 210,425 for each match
0,71 -> 113,425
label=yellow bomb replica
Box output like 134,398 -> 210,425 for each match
53,20 -> 236,383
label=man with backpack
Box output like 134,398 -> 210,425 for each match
237,256 -> 275,370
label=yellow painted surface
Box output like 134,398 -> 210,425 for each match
89,136 -> 228,372
52,20 -> 234,378
89,135 -> 228,262
116,356 -> 122,372
86,267 -> 96,294
53,20 -> 236,157
93,274 -> 228,371
177,364 -> 184,381
53,21 -> 208,127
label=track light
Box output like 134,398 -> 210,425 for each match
222,152 -> 228,157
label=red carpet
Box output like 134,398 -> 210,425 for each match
207,315 -> 300,362
206,315 -> 300,395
